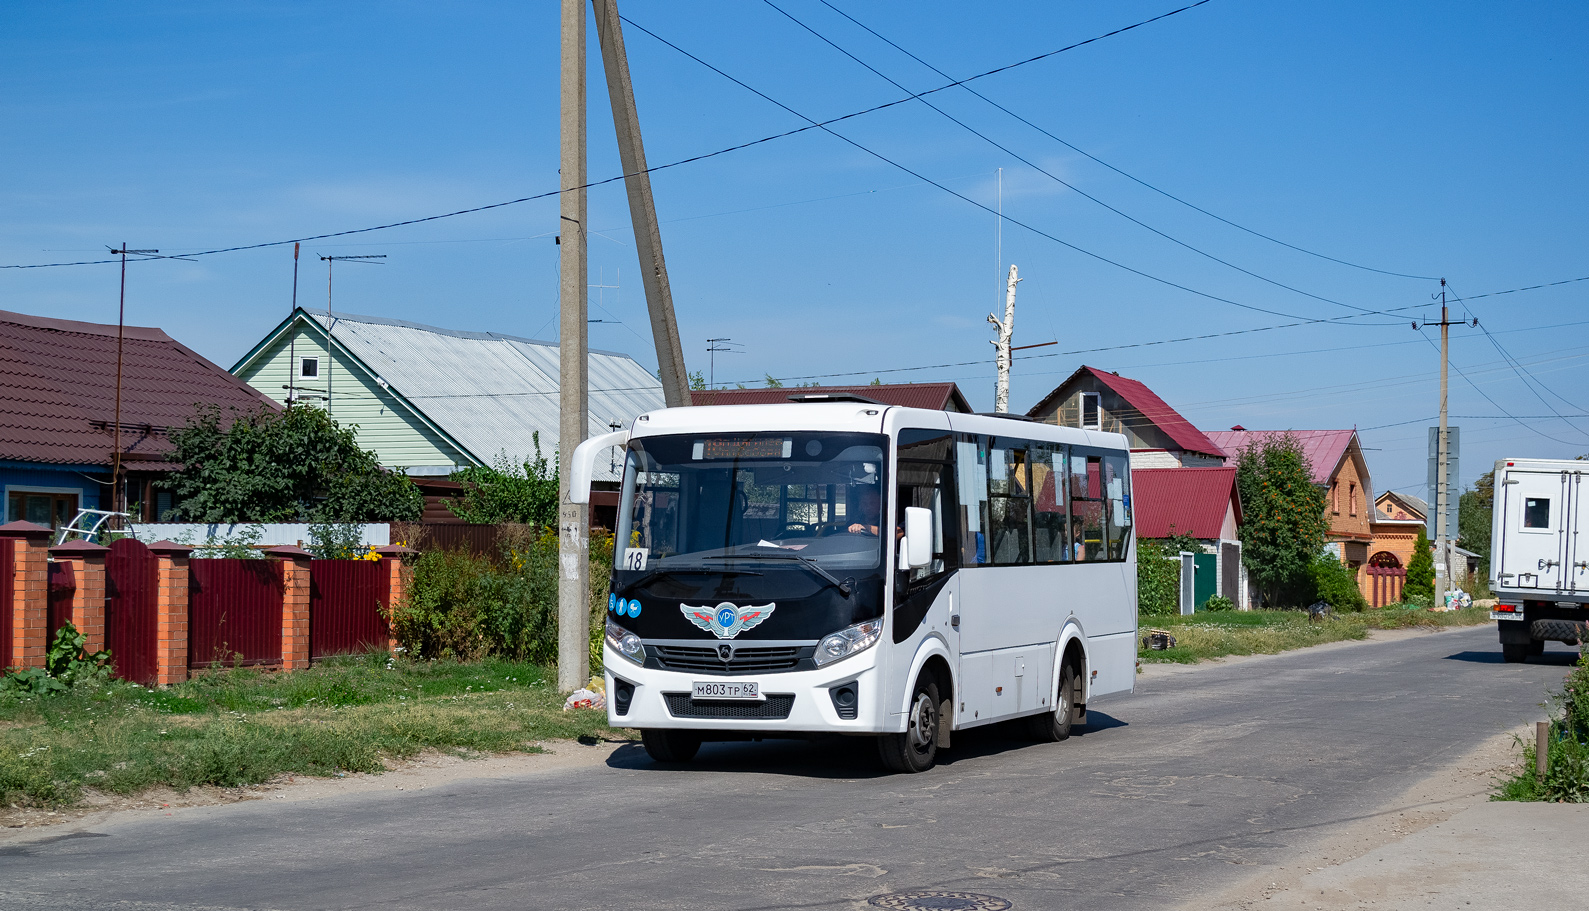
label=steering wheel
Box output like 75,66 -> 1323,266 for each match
811,522 -> 848,538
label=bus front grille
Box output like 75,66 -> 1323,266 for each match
652,645 -> 803,674
663,693 -> 796,720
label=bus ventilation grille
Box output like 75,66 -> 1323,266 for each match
663,693 -> 796,720
653,645 -> 802,674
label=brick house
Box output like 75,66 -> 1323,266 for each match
1205,428 -> 1377,600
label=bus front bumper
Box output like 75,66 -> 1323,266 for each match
603,643 -> 890,734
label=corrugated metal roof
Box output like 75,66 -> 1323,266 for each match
0,309 -> 279,466
1025,366 -> 1225,458
305,310 -> 664,481
690,383 -> 970,411
1131,467 -> 1240,539
1204,429 -> 1356,487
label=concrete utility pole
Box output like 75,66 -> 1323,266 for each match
558,0 -> 591,693
593,0 -> 691,408
988,264 -> 1019,413
1414,278 -> 1475,607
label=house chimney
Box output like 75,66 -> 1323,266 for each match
1230,424 -> 1246,431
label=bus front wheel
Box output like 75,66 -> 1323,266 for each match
878,676 -> 941,773
641,729 -> 702,763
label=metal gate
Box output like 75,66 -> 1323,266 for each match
190,559 -> 285,668
310,560 -> 390,658
47,560 -> 75,640
1193,552 -> 1217,609
1367,566 -> 1406,608
106,538 -> 159,684
0,538 -> 12,666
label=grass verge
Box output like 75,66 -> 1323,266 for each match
0,654 -> 616,808
1494,650 -> 1589,802
1139,605 -> 1493,664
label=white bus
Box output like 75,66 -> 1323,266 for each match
571,397 -> 1138,772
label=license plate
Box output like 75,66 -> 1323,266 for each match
692,681 -> 761,701
1490,611 -> 1522,621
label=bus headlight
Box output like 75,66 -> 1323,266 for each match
813,619 -> 883,667
605,616 -> 645,664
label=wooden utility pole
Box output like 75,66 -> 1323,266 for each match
988,264 -> 1019,413
558,0 -> 591,693
593,0 -> 691,407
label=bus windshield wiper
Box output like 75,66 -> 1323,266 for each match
704,553 -> 852,598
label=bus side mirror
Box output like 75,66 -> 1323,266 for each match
568,430 -> 628,504
903,506 -> 933,569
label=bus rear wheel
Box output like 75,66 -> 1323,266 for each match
1028,661 -> 1077,743
878,676 -> 940,773
641,729 -> 702,763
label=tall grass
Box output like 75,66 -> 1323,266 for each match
1495,650 -> 1589,802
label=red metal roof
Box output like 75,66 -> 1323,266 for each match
0,309 -> 279,467
1203,429 -> 1356,487
1026,366 -> 1225,458
1131,467 -> 1241,539
690,382 -> 970,412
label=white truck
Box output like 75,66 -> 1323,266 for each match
1489,457 -> 1589,662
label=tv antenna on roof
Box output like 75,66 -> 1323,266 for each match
105,244 -> 158,517
706,337 -> 741,389
317,254 -> 386,417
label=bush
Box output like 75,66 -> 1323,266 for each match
391,528 -> 613,671
1137,533 -> 1199,617
307,522 -> 372,560
1309,551 -> 1369,612
1496,650 -> 1589,802
1203,595 -> 1235,612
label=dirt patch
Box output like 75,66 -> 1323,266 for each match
0,736 -> 634,840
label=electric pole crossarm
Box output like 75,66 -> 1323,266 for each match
593,0 -> 691,408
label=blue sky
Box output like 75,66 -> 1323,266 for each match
4,1 -> 1587,497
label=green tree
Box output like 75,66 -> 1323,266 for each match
1406,528 -> 1435,601
764,374 -> 784,388
1236,433 -> 1330,607
1309,550 -> 1369,611
166,405 -> 422,523
1458,469 -> 1494,577
688,370 -> 706,391
1136,531 -> 1200,616
443,436 -> 559,527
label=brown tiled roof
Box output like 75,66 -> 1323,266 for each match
0,309 -> 279,467
690,382 -> 971,412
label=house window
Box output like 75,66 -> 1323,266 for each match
1331,482 -> 1339,515
1349,483 -> 1357,516
1079,393 -> 1101,431
7,491 -> 78,529
300,357 -> 319,378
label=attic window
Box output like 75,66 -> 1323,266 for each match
1080,392 -> 1101,431
300,357 -> 319,378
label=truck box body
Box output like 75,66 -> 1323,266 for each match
1489,457 -> 1589,661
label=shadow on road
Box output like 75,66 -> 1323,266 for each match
604,711 -> 1129,777
1443,649 -> 1581,666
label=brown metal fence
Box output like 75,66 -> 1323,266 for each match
1367,566 -> 1406,608
0,537 -> 12,666
47,560 -> 74,641
414,524 -> 504,561
106,538 -> 160,684
310,560 -> 390,658
189,559 -> 285,668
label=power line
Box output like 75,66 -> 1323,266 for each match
1412,333 -> 1585,446
0,2 -> 1218,273
623,13 -> 1399,325
815,1 -> 1436,283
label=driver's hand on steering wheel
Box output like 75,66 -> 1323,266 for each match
847,523 -> 878,535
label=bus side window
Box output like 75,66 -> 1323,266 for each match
956,437 -> 988,565
1031,442 -> 1069,562
896,459 -> 950,585
1070,452 -> 1106,561
987,440 -> 1032,564
1103,453 -> 1132,560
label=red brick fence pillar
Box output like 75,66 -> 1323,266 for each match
375,544 -> 417,655
47,539 -> 109,654
266,546 -> 314,670
1,521 -> 53,669
147,540 -> 194,686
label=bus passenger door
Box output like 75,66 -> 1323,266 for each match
890,448 -> 959,726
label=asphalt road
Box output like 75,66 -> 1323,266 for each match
1,626 -> 1576,911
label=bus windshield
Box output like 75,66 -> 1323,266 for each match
615,432 -> 888,574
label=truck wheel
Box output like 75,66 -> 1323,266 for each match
641,729 -> 701,763
1528,640 -> 1545,656
1027,661 -> 1077,743
878,676 -> 940,773
1501,643 -> 1529,663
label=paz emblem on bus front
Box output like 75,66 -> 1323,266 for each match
681,602 -> 776,639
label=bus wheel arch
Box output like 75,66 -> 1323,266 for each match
919,653 -> 954,750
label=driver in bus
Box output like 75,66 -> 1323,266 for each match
847,485 -> 883,536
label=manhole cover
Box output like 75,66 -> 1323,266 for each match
867,892 -> 1012,911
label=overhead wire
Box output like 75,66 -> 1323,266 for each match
1411,332 -> 1584,446
621,13 -> 1401,325
0,1 -> 1217,272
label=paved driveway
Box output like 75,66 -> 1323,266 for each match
1,626 -> 1574,911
